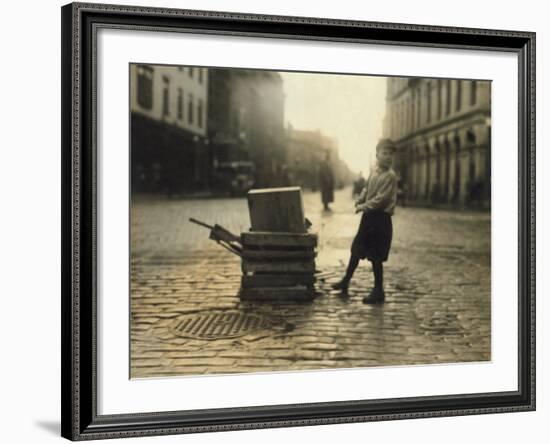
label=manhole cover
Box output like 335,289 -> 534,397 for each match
418,311 -> 463,340
170,310 -> 277,340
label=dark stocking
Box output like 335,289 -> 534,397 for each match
343,253 -> 360,283
372,260 -> 383,290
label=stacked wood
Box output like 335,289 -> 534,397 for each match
239,231 -> 317,302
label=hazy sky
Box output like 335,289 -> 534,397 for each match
281,72 -> 387,175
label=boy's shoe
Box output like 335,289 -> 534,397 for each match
331,279 -> 349,291
362,288 -> 385,304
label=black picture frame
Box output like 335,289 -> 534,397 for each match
61,2 -> 536,440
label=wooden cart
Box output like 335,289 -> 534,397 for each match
190,187 -> 317,302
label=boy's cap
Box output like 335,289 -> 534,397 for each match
376,139 -> 397,153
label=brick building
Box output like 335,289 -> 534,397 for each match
285,126 -> 354,191
208,68 -> 286,188
383,77 -> 491,208
130,64 -> 209,194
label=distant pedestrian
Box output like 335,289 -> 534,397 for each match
331,139 -> 398,304
319,152 -> 335,211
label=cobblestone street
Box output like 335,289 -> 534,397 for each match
130,188 -> 491,378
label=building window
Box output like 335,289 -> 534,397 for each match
397,102 -> 403,137
198,99 -> 204,128
456,80 -> 462,112
393,105 -> 398,138
406,97 -> 410,133
390,105 -> 394,137
446,79 -> 451,116
162,77 -> 170,117
189,67 -> 194,78
198,68 -> 204,84
188,94 -> 194,125
177,88 -> 184,120
417,90 -> 422,129
136,65 -> 153,110
470,81 -> 477,106
403,100 -> 407,135
411,91 -> 416,130
426,82 -> 432,123
402,100 -> 406,135
437,80 -> 442,120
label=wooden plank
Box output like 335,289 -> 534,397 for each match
239,286 -> 315,302
241,231 -> 318,248
242,260 -> 315,273
247,187 -> 306,233
242,249 -> 316,260
242,273 -> 316,288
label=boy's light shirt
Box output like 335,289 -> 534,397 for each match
356,164 -> 398,215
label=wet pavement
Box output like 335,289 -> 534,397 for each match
130,188 -> 491,378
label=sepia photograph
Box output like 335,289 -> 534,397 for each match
129,64 -> 491,379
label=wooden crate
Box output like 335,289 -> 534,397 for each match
241,249 -> 316,260
239,286 -> 315,302
238,230 -> 317,302
247,187 -> 306,233
242,259 -> 315,274
241,231 -> 317,248
241,273 -> 316,288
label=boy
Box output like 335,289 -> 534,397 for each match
331,139 -> 398,304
